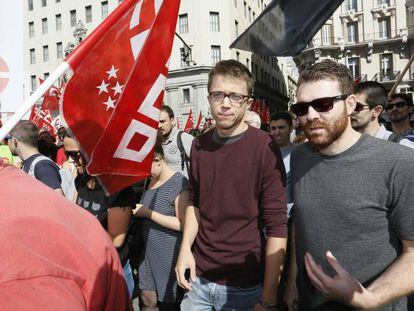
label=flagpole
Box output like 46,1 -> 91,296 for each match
0,62 -> 71,141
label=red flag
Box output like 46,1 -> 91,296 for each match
250,99 -> 260,114
195,110 -> 203,129
39,78 -> 61,111
29,104 -> 55,135
61,0 -> 180,194
260,100 -> 270,124
184,109 -> 194,132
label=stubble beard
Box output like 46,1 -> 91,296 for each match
304,105 -> 348,150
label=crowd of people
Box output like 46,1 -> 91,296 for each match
1,58 -> 414,311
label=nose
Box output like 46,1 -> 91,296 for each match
221,96 -> 232,108
306,105 -> 320,121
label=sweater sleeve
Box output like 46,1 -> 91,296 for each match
260,138 -> 288,238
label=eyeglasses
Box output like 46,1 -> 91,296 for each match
354,102 -> 370,112
209,91 -> 250,105
4,135 -> 12,140
290,95 -> 349,116
65,150 -> 81,163
385,101 -> 408,111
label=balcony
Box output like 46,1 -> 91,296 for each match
371,0 -> 396,16
372,70 -> 400,82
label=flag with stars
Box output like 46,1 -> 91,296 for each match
61,0 -> 180,194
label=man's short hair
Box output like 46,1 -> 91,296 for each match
161,105 -> 175,119
354,81 -> 387,109
389,93 -> 413,107
270,111 -> 293,127
208,59 -> 254,96
9,120 -> 39,148
297,59 -> 354,95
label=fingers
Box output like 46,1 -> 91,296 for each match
326,251 -> 347,277
175,262 -> 193,291
189,259 -> 196,282
304,253 -> 326,294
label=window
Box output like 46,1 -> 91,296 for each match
321,24 -> 332,45
244,2 -> 247,17
44,73 -> 50,80
253,12 -> 256,20
31,76 -> 37,92
183,88 -> 190,103
70,10 -> 77,27
234,0 -> 237,7
119,0 -> 123,3
56,0 -> 61,3
85,5 -> 92,23
235,20 -> 239,37
42,18 -> 48,34
29,22 -> 35,38
41,0 -> 47,7
381,53 -> 393,80
261,0 -> 264,11
377,0 -> 389,5
246,58 -> 250,69
347,57 -> 360,79
57,42 -> 63,59
30,48 -> 36,64
346,0 -> 357,11
211,45 -> 221,65
236,51 -> 240,61
28,0 -> 33,11
347,22 -> 358,43
101,1 -> 108,19
43,45 -> 49,62
56,14 -> 62,31
248,7 -> 252,23
210,12 -> 220,32
378,17 -> 390,39
179,14 -> 188,34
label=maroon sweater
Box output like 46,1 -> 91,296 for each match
189,126 -> 287,287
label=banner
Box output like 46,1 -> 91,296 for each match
61,0 -> 180,194
0,0 -> 23,112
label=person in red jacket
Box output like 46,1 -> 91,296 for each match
0,161 -> 132,311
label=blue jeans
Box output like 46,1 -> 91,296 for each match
123,260 -> 135,298
180,276 -> 261,311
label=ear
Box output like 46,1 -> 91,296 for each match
372,105 -> 383,118
246,98 -> 253,110
346,94 -> 357,115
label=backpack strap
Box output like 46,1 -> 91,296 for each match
388,132 -> 403,144
28,155 -> 53,178
177,131 -> 190,172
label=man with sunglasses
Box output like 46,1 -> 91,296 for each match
286,60 -> 414,311
8,120 -> 63,194
387,93 -> 414,142
176,60 -> 287,311
351,81 -> 414,149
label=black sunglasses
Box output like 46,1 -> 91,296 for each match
354,102 -> 370,112
385,101 -> 408,111
290,95 -> 349,117
65,150 -> 81,163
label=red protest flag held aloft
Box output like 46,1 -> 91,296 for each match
195,110 -> 203,130
61,0 -> 181,194
184,108 -> 194,132
39,78 -> 61,111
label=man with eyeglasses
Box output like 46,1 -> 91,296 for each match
176,59 -> 287,311
387,93 -> 414,142
8,120 -> 63,194
351,81 -> 414,148
285,60 -> 414,311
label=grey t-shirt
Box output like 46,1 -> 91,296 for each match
291,134 -> 414,310
162,128 -> 194,178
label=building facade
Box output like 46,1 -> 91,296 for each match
24,0 -> 288,126
294,0 -> 413,93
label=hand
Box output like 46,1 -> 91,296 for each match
175,246 -> 196,291
284,275 -> 299,311
133,204 -> 150,218
304,251 -> 377,310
